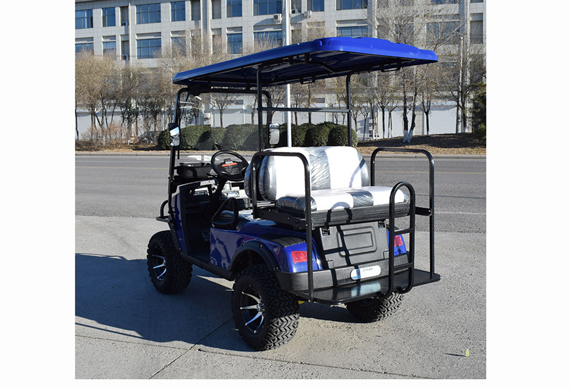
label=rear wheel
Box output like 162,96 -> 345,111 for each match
232,265 -> 299,350
147,231 -> 192,294
346,293 -> 403,323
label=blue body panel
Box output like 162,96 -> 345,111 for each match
209,220 -> 322,273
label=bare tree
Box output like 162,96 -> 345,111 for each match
75,51 -> 121,142
377,72 -> 398,138
372,1 -> 473,141
330,77 -> 350,125
137,68 -> 171,137
210,92 -> 237,128
117,64 -> 143,140
418,63 -> 441,135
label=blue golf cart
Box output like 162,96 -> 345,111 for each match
147,37 -> 440,350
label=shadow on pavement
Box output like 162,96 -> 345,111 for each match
75,252 -> 357,352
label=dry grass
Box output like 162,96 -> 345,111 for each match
356,133 -> 486,155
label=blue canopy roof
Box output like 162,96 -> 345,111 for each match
173,37 -> 438,89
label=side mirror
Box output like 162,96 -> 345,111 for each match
168,123 -> 180,147
269,123 -> 280,145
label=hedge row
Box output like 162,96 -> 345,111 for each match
159,122 -> 358,150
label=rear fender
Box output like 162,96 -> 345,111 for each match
229,240 -> 280,279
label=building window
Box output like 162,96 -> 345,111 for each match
75,10 -> 93,29
212,0 -> 222,19
213,30 -> 223,50
137,4 -> 161,24
337,26 -> 368,38
137,38 -> 162,58
336,0 -> 367,10
103,41 -> 117,57
172,36 -> 187,55
471,20 -> 483,44
102,8 -> 116,27
171,2 -> 185,21
426,21 -> 460,45
191,0 -> 201,20
254,31 -> 282,47
308,0 -> 324,12
75,42 -> 94,54
227,0 -> 242,17
431,0 -> 458,4
254,0 -> 282,16
227,33 -> 243,54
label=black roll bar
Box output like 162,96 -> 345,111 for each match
250,151 -> 315,302
370,148 -> 436,279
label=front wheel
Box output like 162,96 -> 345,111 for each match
346,293 -> 403,323
147,231 -> 192,294
232,265 -> 300,350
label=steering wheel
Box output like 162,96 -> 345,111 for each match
211,151 -> 249,182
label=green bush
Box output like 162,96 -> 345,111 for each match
159,121 -> 360,150
328,124 -> 358,147
195,127 -> 226,150
243,130 -> 260,151
291,123 -> 311,147
274,123 -> 289,147
158,129 -> 170,150
261,122 -> 358,148
180,125 -> 211,150
223,124 -> 257,150
305,123 -> 330,147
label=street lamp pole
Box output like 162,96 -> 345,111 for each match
283,0 -> 292,146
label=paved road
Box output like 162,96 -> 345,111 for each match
75,152 -> 486,379
75,153 -> 486,233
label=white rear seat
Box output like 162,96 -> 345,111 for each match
246,146 -> 408,214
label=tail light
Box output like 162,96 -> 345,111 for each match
291,250 -> 307,263
394,235 -> 404,247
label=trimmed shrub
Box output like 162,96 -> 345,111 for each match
291,123 -> 311,147
328,124 -> 358,147
180,125 -> 211,150
275,123 -> 289,147
223,124 -> 258,150
158,129 -> 170,150
195,127 -> 226,150
243,129 -> 260,151
305,123 -> 330,147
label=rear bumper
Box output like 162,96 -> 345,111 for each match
275,254 -> 440,304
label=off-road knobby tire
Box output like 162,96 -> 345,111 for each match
232,265 -> 300,350
346,293 -> 403,323
147,231 -> 192,294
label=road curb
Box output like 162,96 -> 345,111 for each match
76,151 -> 486,159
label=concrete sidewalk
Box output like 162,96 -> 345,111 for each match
75,215 -> 486,379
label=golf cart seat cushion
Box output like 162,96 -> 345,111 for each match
246,146 -> 409,214
276,186 -> 408,213
258,146 -> 370,200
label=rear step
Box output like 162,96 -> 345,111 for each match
292,269 -> 440,304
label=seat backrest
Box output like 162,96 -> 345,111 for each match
245,146 -> 370,201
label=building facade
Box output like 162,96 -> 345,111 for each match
75,0 -> 486,140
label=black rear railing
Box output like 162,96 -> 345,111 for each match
371,148 -> 437,284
